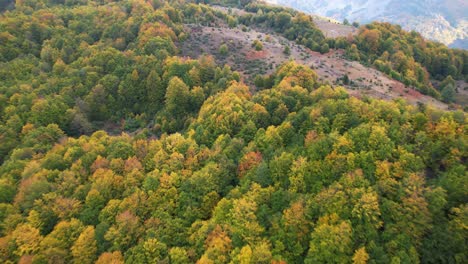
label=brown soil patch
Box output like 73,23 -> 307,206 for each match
312,15 -> 358,38
180,17 -> 450,110
246,50 -> 269,60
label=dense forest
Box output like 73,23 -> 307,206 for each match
0,0 -> 466,263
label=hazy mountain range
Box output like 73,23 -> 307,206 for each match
265,0 -> 467,49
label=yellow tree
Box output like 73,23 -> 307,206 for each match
12,224 -> 43,257
71,226 -> 97,264
96,251 -> 124,264
353,247 -> 369,264
199,225 -> 232,264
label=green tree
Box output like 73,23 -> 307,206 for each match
275,12 -> 292,30
219,44 -> 229,56
104,211 -> 142,252
165,77 -> 190,117
146,69 -> 165,109
320,43 -> 330,54
441,83 -> 456,103
252,40 -> 263,51
346,44 -> 360,61
126,238 -> 168,263
283,45 -> 291,55
169,247 -> 190,264
0,180 -> 15,203
305,214 -> 353,264
342,74 -> 350,85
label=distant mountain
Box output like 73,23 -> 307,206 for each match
265,0 -> 468,49
0,0 -> 15,12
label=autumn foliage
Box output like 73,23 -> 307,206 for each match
0,1 -> 466,264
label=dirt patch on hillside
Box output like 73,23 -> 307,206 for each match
180,23 -> 448,110
246,50 -> 269,60
312,15 -> 358,38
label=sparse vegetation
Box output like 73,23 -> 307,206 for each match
252,39 -> 263,51
320,43 -> 330,54
342,74 -> 350,85
219,43 -> 229,56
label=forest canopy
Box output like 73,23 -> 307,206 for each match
0,0 -> 466,264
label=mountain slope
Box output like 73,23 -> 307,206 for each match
0,1 -> 466,263
181,9 -> 448,109
266,0 -> 468,49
